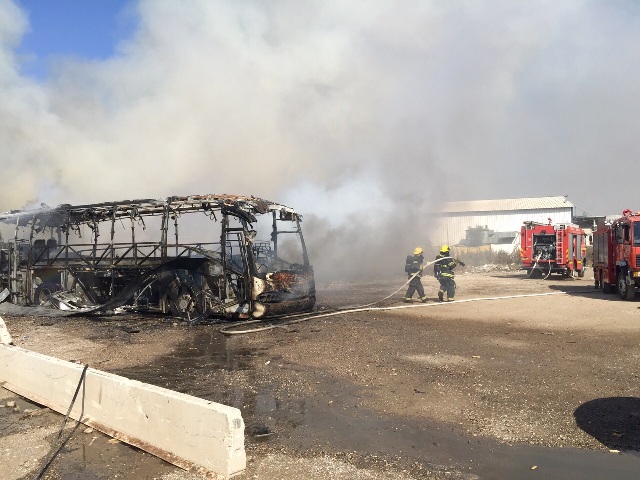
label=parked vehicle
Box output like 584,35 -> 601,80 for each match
0,194 -> 316,322
520,220 -> 587,278
593,209 -> 640,300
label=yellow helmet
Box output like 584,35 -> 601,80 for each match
413,247 -> 423,255
440,245 -> 450,253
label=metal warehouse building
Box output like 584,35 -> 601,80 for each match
427,196 -> 575,251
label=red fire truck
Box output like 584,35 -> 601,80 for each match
520,220 -> 587,278
593,209 -> 640,300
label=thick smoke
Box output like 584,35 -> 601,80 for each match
2,1 -> 640,281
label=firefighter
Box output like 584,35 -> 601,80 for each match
404,247 -> 428,303
434,245 -> 464,302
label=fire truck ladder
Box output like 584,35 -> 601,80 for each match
555,225 -> 565,270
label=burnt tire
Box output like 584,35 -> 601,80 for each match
617,272 -> 636,301
34,282 -> 61,306
164,270 -> 209,324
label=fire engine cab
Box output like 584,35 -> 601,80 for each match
593,209 -> 640,300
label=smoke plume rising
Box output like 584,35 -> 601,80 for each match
2,0 -> 640,281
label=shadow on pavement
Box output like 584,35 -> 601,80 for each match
547,283 -> 605,295
546,283 -> 640,303
492,271 -> 608,296
574,397 -> 640,452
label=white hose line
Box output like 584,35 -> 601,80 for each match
347,256 -> 452,309
220,256 -> 453,335
528,253 -> 542,278
544,260 -> 552,280
220,291 -> 566,335
528,252 -> 552,279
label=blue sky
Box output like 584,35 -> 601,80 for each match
15,0 -> 136,79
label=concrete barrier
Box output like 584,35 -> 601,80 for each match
0,316 -> 12,345
0,337 -> 246,479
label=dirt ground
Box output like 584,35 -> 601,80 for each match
2,268 -> 640,479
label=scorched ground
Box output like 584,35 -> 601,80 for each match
2,269 -> 640,479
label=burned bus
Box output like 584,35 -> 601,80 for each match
0,194 -> 315,322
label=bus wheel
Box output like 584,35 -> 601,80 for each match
34,282 -> 61,306
165,271 -> 209,324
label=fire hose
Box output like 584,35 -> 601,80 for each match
219,257 -> 564,336
219,291 -> 568,335
347,256 -> 456,309
219,257 -> 452,335
528,252 -> 552,279
528,253 -> 542,277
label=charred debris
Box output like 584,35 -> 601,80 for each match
0,194 -> 315,323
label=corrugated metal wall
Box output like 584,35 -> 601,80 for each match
426,207 -> 574,247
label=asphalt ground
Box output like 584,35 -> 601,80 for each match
2,269 -> 640,479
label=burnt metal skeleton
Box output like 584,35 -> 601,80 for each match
0,194 -> 315,323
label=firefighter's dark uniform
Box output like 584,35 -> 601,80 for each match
405,252 -> 428,303
434,248 -> 460,302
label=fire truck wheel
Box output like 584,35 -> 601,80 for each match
617,272 -> 636,301
578,268 -> 585,278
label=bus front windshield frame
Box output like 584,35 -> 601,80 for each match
251,212 -> 308,275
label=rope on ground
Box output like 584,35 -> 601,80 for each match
34,364 -> 89,480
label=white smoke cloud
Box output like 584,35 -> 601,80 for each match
2,0 -> 640,280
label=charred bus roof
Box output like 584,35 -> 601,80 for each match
0,194 -> 301,227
